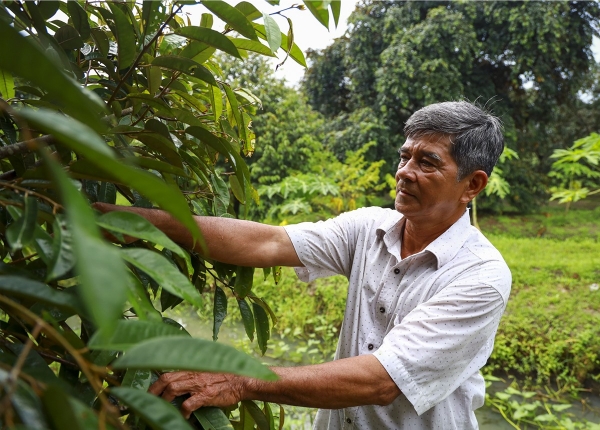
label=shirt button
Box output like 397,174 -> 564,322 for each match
394,268 -> 400,274
368,344 -> 374,350
346,418 -> 352,424
379,307 -> 385,313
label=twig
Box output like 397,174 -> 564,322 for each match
0,295 -> 127,430
106,4 -> 184,106
0,181 -> 63,212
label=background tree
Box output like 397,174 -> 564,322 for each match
304,0 -> 600,212
0,1 -> 340,429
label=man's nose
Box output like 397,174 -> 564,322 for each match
395,160 -> 416,183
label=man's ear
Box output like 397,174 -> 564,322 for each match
460,170 -> 488,204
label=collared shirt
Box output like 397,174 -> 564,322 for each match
284,207 -> 511,430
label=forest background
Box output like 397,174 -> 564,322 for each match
0,1 -> 600,430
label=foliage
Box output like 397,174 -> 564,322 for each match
0,1 -> 339,428
304,0 -> 600,212
549,133 -> 600,210
258,142 -> 388,224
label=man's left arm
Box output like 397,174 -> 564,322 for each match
149,354 -> 401,419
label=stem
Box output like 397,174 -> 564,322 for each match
106,4 -> 184,106
0,181 -> 63,212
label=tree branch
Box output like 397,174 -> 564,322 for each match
0,135 -> 55,160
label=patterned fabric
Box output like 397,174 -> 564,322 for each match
284,207 -> 511,430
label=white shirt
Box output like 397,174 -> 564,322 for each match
284,207 -> 511,430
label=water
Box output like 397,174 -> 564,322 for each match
169,310 -> 600,429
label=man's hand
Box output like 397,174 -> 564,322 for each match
149,371 -> 245,419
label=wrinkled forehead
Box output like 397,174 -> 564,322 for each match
400,134 -> 454,155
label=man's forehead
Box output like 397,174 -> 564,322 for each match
400,135 -> 452,154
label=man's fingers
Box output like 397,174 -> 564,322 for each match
160,379 -> 195,403
182,393 -> 205,419
148,372 -> 188,396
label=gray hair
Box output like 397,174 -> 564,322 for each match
404,101 -> 504,180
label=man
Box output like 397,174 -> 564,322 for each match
95,101 -> 511,429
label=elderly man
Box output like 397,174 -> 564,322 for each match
96,101 -> 511,429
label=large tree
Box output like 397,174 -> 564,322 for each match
304,0 -> 600,211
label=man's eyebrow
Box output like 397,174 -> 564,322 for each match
422,151 -> 443,162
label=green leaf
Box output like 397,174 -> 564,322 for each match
54,24 -> 83,50
97,211 -> 187,259
235,2 -> 262,21
0,19 -> 107,132
262,14 -> 281,53
111,387 -> 194,430
0,275 -> 81,313
303,1 -> 329,28
213,286 -> 228,341
121,248 -> 203,308
238,299 -> 255,342
201,0 -> 258,41
88,320 -> 189,350
142,1 -> 165,38
113,337 -> 277,380
175,26 -> 242,59
253,302 -> 270,355
330,0 -> 341,27
194,407 -> 234,430
253,23 -> 306,67
98,181 -> 117,204
152,55 -> 217,85
42,150 -> 128,337
46,215 -> 75,281
67,0 -> 91,40
200,12 -> 214,28
121,369 -> 155,391
107,2 -> 136,69
32,224 -> 53,265
0,69 -> 14,100
18,108 -> 202,244
41,385 -> 83,430
230,38 -> 275,57
234,266 -> 254,299
229,174 -> 245,203
242,400 -> 271,430
5,196 -> 37,252
210,84 -> 223,121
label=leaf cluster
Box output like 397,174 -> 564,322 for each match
0,1 -> 338,429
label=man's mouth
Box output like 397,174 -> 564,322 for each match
397,188 -> 415,197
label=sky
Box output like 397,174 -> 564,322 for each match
181,0 -> 360,87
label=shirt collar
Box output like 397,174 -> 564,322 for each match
376,209 -> 473,269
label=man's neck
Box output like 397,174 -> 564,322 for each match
400,209 -> 467,259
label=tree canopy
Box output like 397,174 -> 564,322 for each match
304,0 -> 600,211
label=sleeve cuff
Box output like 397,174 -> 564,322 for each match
373,347 -> 432,415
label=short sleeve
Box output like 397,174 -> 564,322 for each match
373,262 -> 510,415
283,208 -> 378,282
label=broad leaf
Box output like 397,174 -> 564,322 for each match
175,26 -> 242,59
303,1 -> 329,28
46,215 -> 76,282
152,55 -> 217,85
194,407 -> 234,430
18,108 -> 202,243
234,266 -> 254,299
238,299 -> 255,342
262,13 -> 281,53
0,69 -> 14,100
5,197 -> 37,252
213,286 -> 228,341
121,369 -> 155,391
66,0 -> 90,40
97,211 -> 187,259
252,23 -> 307,67
88,320 -> 189,350
253,302 -> 270,355
230,38 -> 275,57
0,275 -> 81,313
121,248 -> 203,308
43,150 -> 128,337
107,2 -> 136,69
201,0 -> 258,41
113,337 -> 277,381
111,387 -> 193,430
0,20 -> 106,132
242,400 -> 271,430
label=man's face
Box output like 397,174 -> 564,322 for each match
394,135 -> 471,221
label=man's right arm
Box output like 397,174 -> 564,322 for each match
92,203 -> 302,268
